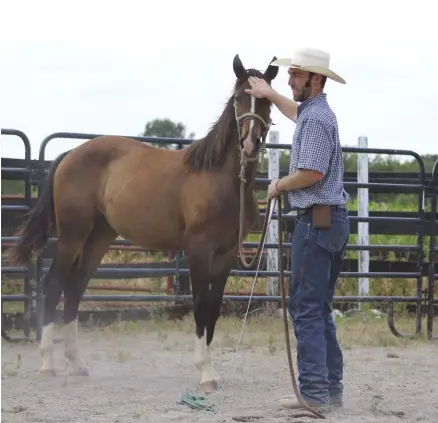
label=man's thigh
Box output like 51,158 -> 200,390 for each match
289,214 -> 349,318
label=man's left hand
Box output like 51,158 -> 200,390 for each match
268,178 -> 282,199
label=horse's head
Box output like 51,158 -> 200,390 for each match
232,54 -> 278,160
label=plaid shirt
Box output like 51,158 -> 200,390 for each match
287,92 -> 349,209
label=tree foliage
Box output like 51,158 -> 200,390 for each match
142,118 -> 195,149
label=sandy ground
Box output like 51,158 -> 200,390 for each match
2,317 -> 438,423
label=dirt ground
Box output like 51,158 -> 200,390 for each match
2,314 -> 438,423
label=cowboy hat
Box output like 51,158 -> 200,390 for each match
271,47 -> 346,84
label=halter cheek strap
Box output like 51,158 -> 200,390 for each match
233,96 -> 272,165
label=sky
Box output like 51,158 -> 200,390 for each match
1,0 -> 437,162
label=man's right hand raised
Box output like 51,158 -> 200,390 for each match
244,76 -> 275,100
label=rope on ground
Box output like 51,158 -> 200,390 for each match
177,392 -> 216,412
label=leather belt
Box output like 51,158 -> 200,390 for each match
296,204 -> 346,216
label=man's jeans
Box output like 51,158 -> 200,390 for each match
288,206 -> 350,406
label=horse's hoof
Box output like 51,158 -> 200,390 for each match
39,368 -> 56,376
201,380 -> 219,395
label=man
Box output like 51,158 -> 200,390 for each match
245,47 -> 350,410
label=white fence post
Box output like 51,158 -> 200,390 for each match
358,136 -> 369,300
267,130 -> 280,298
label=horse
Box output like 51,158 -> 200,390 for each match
6,54 -> 279,393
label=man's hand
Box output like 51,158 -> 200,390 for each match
245,76 -> 274,99
268,178 -> 282,199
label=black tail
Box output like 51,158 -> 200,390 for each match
6,151 -> 70,266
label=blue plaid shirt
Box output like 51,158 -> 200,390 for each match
287,92 -> 349,209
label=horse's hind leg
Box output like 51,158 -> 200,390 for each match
63,216 -> 116,375
39,224 -> 92,375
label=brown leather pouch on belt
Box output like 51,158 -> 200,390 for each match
312,204 -> 332,229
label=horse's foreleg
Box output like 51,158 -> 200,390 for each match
206,266 -> 229,379
188,245 -> 221,393
193,287 -> 219,392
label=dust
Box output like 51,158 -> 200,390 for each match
1,316 -> 437,423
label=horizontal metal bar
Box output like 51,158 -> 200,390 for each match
345,245 -> 421,252
1,167 -> 31,175
1,205 -> 29,211
259,213 -> 422,223
0,293 -> 423,303
46,294 -> 423,303
344,182 -> 424,191
0,237 -> 423,253
36,133 -> 429,157
340,272 -> 420,278
243,242 -> 420,251
252,180 -> 425,191
2,237 -> 420,253
36,267 -> 422,279
1,267 -> 29,275
1,294 -> 32,301
40,268 -> 294,278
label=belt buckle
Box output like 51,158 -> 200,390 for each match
296,208 -> 309,216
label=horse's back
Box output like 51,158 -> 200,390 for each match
54,135 -> 181,212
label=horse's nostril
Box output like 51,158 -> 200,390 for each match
255,137 -> 261,145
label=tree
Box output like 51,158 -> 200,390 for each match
142,118 -> 195,149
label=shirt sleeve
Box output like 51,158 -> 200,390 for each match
297,117 -> 333,176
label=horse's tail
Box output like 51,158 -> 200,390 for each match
6,151 -> 70,266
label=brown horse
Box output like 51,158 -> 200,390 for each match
7,54 -> 278,392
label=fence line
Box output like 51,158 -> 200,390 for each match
1,128 -> 437,342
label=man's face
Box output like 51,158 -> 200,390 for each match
287,68 -> 312,102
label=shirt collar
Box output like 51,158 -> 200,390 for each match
297,92 -> 327,117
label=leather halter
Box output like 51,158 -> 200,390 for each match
233,97 -> 272,169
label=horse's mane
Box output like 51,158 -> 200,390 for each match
183,69 -> 265,173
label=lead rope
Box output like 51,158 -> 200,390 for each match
218,197 -> 277,394
277,196 -> 325,420
214,196 -> 325,420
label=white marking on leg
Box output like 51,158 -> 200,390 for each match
39,323 -> 55,373
194,329 -> 218,386
64,317 -> 88,375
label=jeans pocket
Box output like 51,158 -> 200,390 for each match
293,218 -> 311,241
316,221 -> 349,253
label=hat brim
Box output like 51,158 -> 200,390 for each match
271,58 -> 346,84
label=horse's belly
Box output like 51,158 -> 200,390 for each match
105,203 -> 183,252
120,223 -> 183,252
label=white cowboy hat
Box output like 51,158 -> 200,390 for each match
271,47 -> 346,84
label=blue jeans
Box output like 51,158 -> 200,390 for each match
288,206 -> 350,406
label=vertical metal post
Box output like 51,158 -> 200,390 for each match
357,137 -> 369,301
267,130 -> 280,298
427,159 -> 438,340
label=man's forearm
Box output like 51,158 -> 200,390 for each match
277,169 -> 323,191
268,90 -> 298,122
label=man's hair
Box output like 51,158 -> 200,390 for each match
309,72 -> 327,89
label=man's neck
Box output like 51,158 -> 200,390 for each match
308,88 -> 323,99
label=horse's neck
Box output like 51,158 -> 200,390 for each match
213,102 -> 258,195
223,145 -> 258,197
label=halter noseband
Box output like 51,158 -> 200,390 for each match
233,96 -> 272,164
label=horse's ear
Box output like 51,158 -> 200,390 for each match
233,54 -> 247,81
264,56 -> 279,81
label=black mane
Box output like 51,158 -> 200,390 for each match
182,68 -> 267,173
